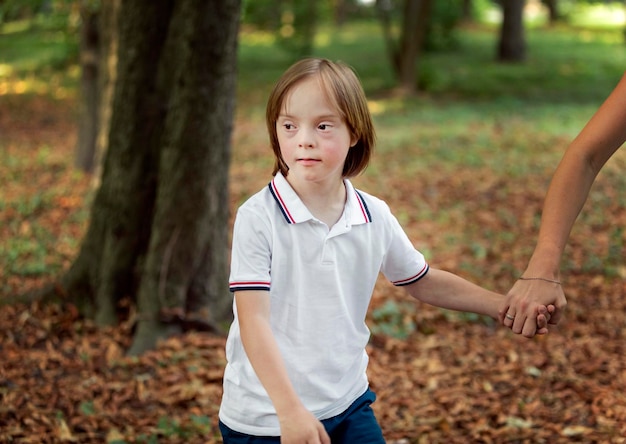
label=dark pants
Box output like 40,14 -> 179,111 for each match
219,388 -> 385,443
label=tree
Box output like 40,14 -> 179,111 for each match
242,0 -> 318,58
277,0 -> 318,57
74,0 -> 100,173
376,0 -> 433,94
461,0 -> 473,22
542,0 -> 561,25
49,0 -> 241,355
497,0 -> 526,62
331,0 -> 351,26
91,0 -> 119,181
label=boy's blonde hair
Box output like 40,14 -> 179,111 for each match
266,58 -> 376,178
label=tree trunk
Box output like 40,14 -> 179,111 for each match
279,0 -> 317,57
543,0 -> 560,25
92,0 -> 120,183
332,0 -> 348,27
75,0 -> 119,178
375,0 -> 398,73
376,0 -> 433,94
74,2 -> 99,173
461,0 -> 473,23
56,0 -> 240,356
396,0 -> 432,94
497,0 -> 526,62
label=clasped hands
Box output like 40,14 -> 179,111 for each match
498,277 -> 567,338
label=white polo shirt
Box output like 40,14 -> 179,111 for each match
219,172 -> 428,436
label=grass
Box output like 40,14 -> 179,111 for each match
0,17 -> 78,97
237,21 -> 625,179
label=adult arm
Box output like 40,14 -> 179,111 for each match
235,291 -> 330,444
500,72 -> 626,336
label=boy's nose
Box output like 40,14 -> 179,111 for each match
298,128 -> 314,147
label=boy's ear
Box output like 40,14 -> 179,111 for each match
350,134 -> 358,148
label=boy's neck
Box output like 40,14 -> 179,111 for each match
288,177 -> 347,228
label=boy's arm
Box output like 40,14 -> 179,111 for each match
404,268 -> 550,334
235,291 -> 330,444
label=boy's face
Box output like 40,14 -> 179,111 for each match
276,77 -> 356,186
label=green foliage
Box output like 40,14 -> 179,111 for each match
0,0 -> 80,82
371,300 -> 417,339
0,191 -> 57,277
156,415 -> 213,438
237,16 -> 625,107
0,21 -> 78,74
441,309 -> 495,327
274,0 -> 319,57
0,0 -> 80,28
0,144 -> 89,291
242,0 -> 332,58
423,0 -> 464,51
0,0 -> 48,24
242,0 -> 282,31
471,0 -> 498,22
369,298 -> 492,338
414,26 -> 625,102
567,1 -> 626,28
79,400 -> 96,416
125,414 -> 217,443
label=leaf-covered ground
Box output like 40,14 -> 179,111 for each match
2,95 -> 626,443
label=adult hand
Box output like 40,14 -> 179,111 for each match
499,278 -> 567,338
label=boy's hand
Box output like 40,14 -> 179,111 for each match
534,304 -> 555,336
279,405 -> 330,444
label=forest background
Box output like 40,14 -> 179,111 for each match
1,0 -> 626,443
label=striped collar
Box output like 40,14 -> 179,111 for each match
268,172 -> 372,225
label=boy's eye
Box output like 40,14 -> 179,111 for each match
318,124 -> 329,130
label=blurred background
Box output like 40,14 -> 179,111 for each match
1,1 -> 625,442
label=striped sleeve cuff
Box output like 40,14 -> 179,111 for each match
392,264 -> 429,286
229,281 -> 271,292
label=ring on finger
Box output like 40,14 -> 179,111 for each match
505,313 -> 515,320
